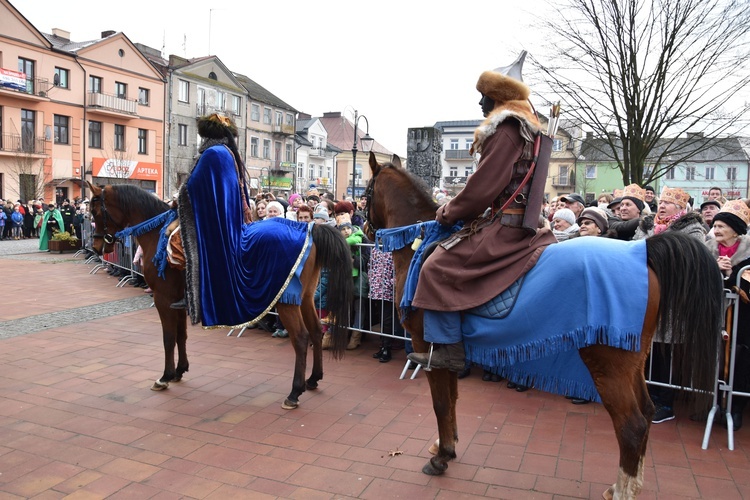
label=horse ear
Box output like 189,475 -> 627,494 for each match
87,181 -> 99,194
391,154 -> 402,169
369,151 -> 381,176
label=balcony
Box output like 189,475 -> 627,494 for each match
87,91 -> 138,118
0,71 -> 51,101
444,149 -> 473,160
308,147 -> 329,158
0,133 -> 47,156
551,175 -> 574,188
272,123 -> 295,135
444,176 -> 468,186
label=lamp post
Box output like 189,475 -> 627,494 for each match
259,167 -> 271,195
351,110 -> 374,199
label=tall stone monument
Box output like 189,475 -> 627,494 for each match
407,127 -> 442,190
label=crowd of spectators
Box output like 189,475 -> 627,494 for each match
0,197 -> 87,244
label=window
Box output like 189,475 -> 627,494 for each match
115,81 -> 127,99
643,166 -> 654,177
727,166 -> 737,181
18,58 -> 34,93
138,87 -> 150,105
666,167 -> 675,180
21,109 -> 35,151
552,138 -> 563,151
585,164 -> 596,179
464,166 -> 474,176
274,141 -> 282,161
89,121 -> 102,149
262,139 -> 270,159
318,164 -> 324,178
449,166 -> 457,176
178,80 -> 189,102
286,113 -> 294,126
250,137 -> 259,157
217,91 -> 226,110
309,164 -> 315,179
326,164 -> 332,179
450,139 -> 459,150
138,128 -> 147,154
464,139 -> 472,149
705,166 -> 715,181
54,67 -> 69,89
89,75 -> 102,93
54,115 -> 69,144
685,166 -> 695,181
251,104 -> 260,121
286,143 -> 293,162
208,71 -> 217,80
275,111 -> 283,126
114,124 -> 125,151
232,95 -> 241,115
297,162 -> 305,179
559,165 -> 569,185
263,107 -> 272,125
178,124 -> 188,146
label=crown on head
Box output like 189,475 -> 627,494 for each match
719,199 -> 750,225
660,187 -> 691,209
622,184 -> 645,201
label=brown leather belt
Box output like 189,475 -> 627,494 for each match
499,208 -> 525,227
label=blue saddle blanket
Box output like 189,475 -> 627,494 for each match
420,235 -> 649,403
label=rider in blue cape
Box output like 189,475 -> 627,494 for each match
176,114 -> 312,329
408,52 -> 557,371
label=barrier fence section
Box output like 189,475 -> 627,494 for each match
76,233 -> 743,446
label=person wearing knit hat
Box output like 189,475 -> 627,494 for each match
643,185 -> 658,212
620,184 -> 646,215
551,208 -> 579,241
705,198 -> 750,430
577,207 -> 609,236
607,184 -> 647,241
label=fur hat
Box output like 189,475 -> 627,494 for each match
476,51 -> 530,104
621,184 -> 646,211
197,113 -> 238,139
713,199 -> 750,236
552,208 -> 576,226
659,187 -> 690,209
334,200 -> 354,214
577,207 -> 609,234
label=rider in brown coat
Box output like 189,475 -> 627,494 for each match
409,53 -> 556,371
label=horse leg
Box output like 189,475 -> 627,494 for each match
301,297 -> 324,390
277,304 -> 310,410
580,346 -> 651,500
152,298 -> 178,390
422,368 -> 459,475
173,309 -> 189,382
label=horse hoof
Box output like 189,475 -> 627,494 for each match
173,375 -> 183,382
151,380 -> 169,391
428,439 -> 440,455
281,399 -> 299,410
422,457 -> 448,476
602,485 -> 615,500
306,380 -> 319,390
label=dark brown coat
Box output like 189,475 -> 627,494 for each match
412,119 -> 556,312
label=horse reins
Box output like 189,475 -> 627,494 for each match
90,189 -> 118,245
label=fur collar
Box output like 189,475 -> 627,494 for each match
706,234 -> 750,267
639,211 -> 704,232
470,101 -> 541,155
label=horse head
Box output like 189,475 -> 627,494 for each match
364,151 -> 437,240
87,181 -> 122,255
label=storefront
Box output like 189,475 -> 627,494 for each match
91,157 -> 162,195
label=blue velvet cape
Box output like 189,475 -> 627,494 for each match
186,146 -> 312,329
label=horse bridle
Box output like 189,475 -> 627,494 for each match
89,189 -> 119,245
363,164 -> 391,235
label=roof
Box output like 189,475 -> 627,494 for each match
580,135 -> 748,163
434,120 -> 482,129
318,112 -> 392,155
233,73 -> 296,112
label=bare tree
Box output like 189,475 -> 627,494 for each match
533,0 -> 750,186
7,152 -> 46,202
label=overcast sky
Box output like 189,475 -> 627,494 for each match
13,0 -> 553,156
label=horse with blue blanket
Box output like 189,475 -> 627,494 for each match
87,116 -> 353,411
364,152 -> 723,499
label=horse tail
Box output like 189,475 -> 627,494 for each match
645,231 -> 723,399
312,224 -> 354,359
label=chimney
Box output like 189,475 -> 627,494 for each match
323,112 -> 342,118
51,28 -> 70,40
297,112 -> 312,120
101,30 -> 116,38
586,131 -> 593,140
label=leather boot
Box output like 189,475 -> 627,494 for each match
321,332 -> 332,350
346,331 -> 362,350
407,342 -> 465,372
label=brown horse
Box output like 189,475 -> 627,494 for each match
364,153 -> 723,499
87,182 -> 353,410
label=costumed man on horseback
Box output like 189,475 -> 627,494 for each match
408,52 -> 557,371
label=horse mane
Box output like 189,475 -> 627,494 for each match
383,162 -> 439,213
112,184 -> 170,219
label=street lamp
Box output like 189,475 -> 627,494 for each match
351,110 -> 374,199
259,167 -> 271,195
